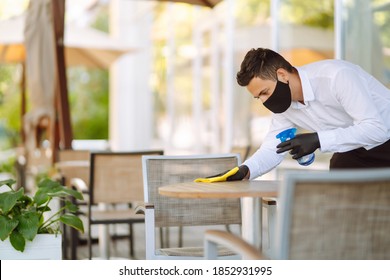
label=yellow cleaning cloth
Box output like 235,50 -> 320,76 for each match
194,167 -> 239,183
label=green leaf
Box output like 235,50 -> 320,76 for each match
9,230 -> 25,252
0,179 -> 16,189
34,180 -> 83,205
33,191 -> 50,206
19,194 -> 33,206
37,178 -> 62,189
37,205 -> 51,213
0,215 -> 19,240
64,201 -> 79,213
0,188 -> 24,214
17,212 -> 40,241
33,179 -> 61,205
60,214 -> 84,233
57,187 -> 84,201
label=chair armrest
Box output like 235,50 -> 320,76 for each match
204,230 -> 267,260
136,203 -> 156,259
135,203 -> 154,215
262,197 -> 277,206
70,178 -> 89,194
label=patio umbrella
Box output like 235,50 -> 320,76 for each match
20,0 -> 133,161
23,0 -> 64,158
0,7 -> 134,155
151,0 -> 222,8
0,15 -> 133,68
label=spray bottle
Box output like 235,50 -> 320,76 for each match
276,128 -> 315,166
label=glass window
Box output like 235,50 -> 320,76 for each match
341,0 -> 390,87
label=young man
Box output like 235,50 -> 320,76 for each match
196,48 -> 390,182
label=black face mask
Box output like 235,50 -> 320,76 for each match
263,80 -> 292,113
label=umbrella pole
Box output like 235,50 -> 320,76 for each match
51,0 -> 73,159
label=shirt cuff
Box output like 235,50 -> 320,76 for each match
243,157 -> 262,180
317,130 -> 336,152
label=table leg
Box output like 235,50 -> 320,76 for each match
98,225 -> 110,259
241,197 -> 262,249
98,204 -> 110,259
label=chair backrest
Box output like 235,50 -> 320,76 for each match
57,149 -> 91,186
58,149 -> 90,162
90,150 -> 163,205
231,146 -> 251,162
26,147 -> 52,177
142,154 -> 242,227
275,168 -> 390,260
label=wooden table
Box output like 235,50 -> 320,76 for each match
159,180 -> 279,249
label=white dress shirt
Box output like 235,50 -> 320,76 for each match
244,59 -> 390,179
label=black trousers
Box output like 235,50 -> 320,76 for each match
330,139 -> 390,169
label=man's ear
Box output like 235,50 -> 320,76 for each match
276,68 -> 289,83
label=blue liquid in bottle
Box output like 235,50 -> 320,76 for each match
276,128 -> 315,166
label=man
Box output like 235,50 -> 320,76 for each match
196,48 -> 390,182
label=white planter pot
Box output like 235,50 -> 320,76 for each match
0,234 -> 62,260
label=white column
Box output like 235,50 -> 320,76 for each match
109,0 -> 153,151
222,0 -> 235,153
192,7 -> 203,153
271,0 -> 280,52
334,0 -> 343,59
210,15 -> 220,153
166,3 -> 176,152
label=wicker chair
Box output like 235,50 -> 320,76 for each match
56,149 -> 91,188
138,154 -> 242,260
262,159 -> 329,257
85,150 -> 163,259
205,168 -> 390,260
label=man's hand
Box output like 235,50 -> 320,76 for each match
194,165 -> 249,183
276,132 -> 320,159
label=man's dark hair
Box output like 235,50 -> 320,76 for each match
236,48 -> 296,86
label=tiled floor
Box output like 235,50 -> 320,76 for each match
68,223 -> 241,260
75,223 -> 147,260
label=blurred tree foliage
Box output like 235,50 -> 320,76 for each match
281,0 -> 334,29
67,68 -> 109,139
373,1 -> 390,46
234,0 -> 334,29
0,65 -> 23,149
235,0 -> 270,26
67,4 -> 110,140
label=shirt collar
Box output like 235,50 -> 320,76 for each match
291,67 -> 315,109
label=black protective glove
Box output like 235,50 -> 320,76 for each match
194,165 -> 249,183
276,132 -> 320,159
222,165 -> 249,181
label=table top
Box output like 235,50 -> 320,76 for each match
158,180 -> 279,199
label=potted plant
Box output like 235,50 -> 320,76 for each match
0,177 -> 84,259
